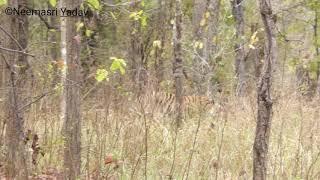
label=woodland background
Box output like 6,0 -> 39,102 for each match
0,0 -> 320,179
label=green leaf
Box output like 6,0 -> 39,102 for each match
49,29 -> 56,33
0,0 -> 7,6
110,57 -> 126,75
193,41 -> 203,50
95,69 -> 109,82
129,11 -> 140,21
129,10 -> 148,26
110,12 -> 117,20
200,18 -> 206,27
49,0 -> 57,7
76,22 -> 84,32
86,0 -> 101,11
140,15 -> 148,27
54,83 -> 64,94
85,29 -> 93,37
153,40 -> 162,48
306,0 -> 320,10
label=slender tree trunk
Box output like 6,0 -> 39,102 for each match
48,2 -> 59,87
0,7 -> 8,148
192,0 -> 207,31
193,0 -> 212,95
207,0 -> 221,55
231,0 -> 247,96
192,0 -> 221,95
250,23 -> 264,82
60,0 -> 82,178
315,11 -> 319,57
314,10 -> 320,95
4,0 -> 30,178
207,0 -> 221,93
129,3 -> 145,93
129,25 -> 145,93
173,0 -> 184,126
253,0 -> 277,179
154,0 -> 168,88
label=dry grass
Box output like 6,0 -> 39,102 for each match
2,85 -> 320,180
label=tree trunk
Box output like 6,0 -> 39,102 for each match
192,0 -> 207,32
154,0 -> 168,88
192,0 -> 221,95
207,0 -> 221,93
173,0 -> 184,127
48,2 -> 59,87
4,0 -> 30,178
314,10 -> 320,95
250,23 -> 264,82
231,0 -> 247,96
192,0 -> 212,95
0,7 -> 7,148
253,0 -> 277,179
60,0 -> 82,178
129,3 -> 146,93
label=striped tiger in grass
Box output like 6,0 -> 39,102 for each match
135,91 -> 215,118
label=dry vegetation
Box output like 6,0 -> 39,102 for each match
1,82 -> 319,179
1,0 -> 320,179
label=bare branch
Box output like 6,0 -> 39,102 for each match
0,25 -> 24,50
0,46 -> 35,57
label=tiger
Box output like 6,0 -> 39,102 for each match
133,91 -> 215,118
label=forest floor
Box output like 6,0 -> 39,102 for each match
1,88 -> 320,179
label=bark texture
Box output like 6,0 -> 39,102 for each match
48,1 -> 59,87
314,10 -> 320,95
231,0 -> 247,96
193,0 -> 212,95
4,0 -> 30,178
154,0 -> 168,88
253,0 -> 277,179
173,0 -> 184,126
191,0 -> 221,95
60,0 -> 82,178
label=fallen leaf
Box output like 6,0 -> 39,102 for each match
105,154 -> 114,165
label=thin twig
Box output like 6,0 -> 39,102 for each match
138,96 -> 148,180
24,6 -> 58,30
215,107 -> 228,180
306,150 -> 320,179
184,113 -> 201,180
0,25 -> 23,50
18,91 -> 54,111
0,46 -> 35,57
169,125 -> 178,180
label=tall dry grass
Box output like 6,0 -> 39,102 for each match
2,83 -> 320,180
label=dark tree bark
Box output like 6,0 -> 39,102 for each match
60,0 -> 82,178
128,2 -> 149,94
82,8 -> 99,87
3,0 -> 30,178
173,0 -> 184,126
253,0 -> 277,179
129,25 -> 146,93
231,0 -> 247,96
